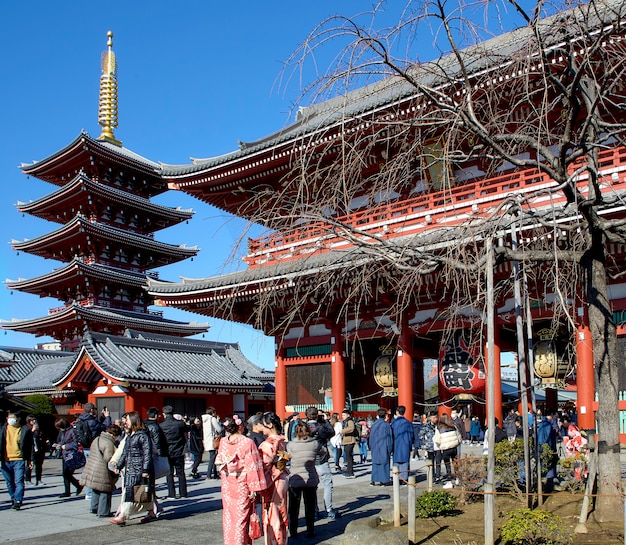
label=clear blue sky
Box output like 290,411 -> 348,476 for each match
0,1 -> 530,368
0,1 -> 398,369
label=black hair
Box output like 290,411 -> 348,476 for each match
261,411 -> 283,434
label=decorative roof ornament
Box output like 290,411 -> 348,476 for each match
97,31 -> 122,146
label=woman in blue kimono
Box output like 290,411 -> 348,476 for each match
368,408 -> 393,486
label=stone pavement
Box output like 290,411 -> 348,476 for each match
0,446 -> 485,545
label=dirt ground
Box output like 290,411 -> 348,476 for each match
390,491 -> 624,545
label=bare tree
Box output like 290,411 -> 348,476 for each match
209,0 -> 626,521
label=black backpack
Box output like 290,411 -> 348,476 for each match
73,419 -> 93,448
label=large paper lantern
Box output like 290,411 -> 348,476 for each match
439,334 -> 485,394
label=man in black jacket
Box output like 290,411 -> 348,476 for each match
159,405 -> 188,498
144,407 -> 169,458
0,412 -> 33,510
306,406 -> 338,520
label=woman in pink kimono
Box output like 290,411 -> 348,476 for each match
216,414 -> 268,545
259,412 -> 289,545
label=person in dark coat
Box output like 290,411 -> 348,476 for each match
142,407 -> 168,520
25,416 -> 47,485
110,411 -> 153,525
390,405 -> 414,481
187,416 -> 204,478
369,408 -> 393,486
144,407 -> 169,459
246,414 -> 266,447
80,425 -> 121,517
159,405 -> 188,498
537,414 -> 558,492
55,418 -> 83,498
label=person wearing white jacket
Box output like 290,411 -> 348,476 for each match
433,413 -> 462,482
201,407 -> 223,480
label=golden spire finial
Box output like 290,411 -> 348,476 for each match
97,30 -> 122,146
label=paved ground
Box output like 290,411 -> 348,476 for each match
2,446 -> 477,545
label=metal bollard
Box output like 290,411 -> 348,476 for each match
393,465 -> 401,527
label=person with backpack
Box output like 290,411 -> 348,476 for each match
74,403 -> 111,451
74,402 -> 111,502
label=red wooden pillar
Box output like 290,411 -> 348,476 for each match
485,327 -> 503,424
125,393 -> 135,414
331,329 -> 346,414
275,349 -> 288,420
397,323 -> 414,413
576,313 -> 595,430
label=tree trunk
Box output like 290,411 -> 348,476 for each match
588,236 -> 623,522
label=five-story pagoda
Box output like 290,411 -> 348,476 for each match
4,32 -> 207,350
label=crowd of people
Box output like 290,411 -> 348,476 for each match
1,401 -> 585,542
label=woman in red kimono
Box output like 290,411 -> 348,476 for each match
259,412 -> 289,545
216,414 -> 267,545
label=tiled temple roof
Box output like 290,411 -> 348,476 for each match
58,331 -> 270,390
5,356 -> 75,394
160,0 -> 624,178
0,346 -> 70,386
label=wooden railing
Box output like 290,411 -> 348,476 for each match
245,146 -> 626,268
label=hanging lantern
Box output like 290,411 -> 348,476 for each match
533,328 -> 560,386
439,333 -> 485,394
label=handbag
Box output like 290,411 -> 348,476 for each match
153,455 -> 170,479
212,435 -> 222,450
65,448 -> 86,471
133,482 -> 153,504
249,512 -> 262,540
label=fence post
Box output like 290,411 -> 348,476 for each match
426,459 -> 433,492
393,465 -> 401,527
408,475 -> 416,544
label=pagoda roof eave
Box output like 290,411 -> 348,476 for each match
6,258 -> 150,296
11,214 -> 199,266
1,304 -> 209,337
17,174 -> 193,229
21,132 -> 166,193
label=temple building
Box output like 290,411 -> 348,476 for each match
147,0 -> 626,436
2,32 -> 274,418
4,32 -> 206,350
5,331 -> 274,421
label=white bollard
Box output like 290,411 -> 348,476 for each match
408,475 -> 416,544
393,465 -> 401,527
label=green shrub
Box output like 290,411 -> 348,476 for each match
415,489 -> 458,518
500,508 -> 572,545
23,394 -> 55,416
